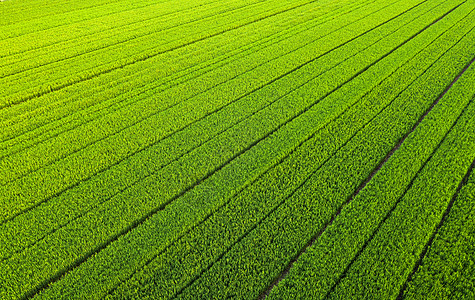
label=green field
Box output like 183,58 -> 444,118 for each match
1,0 -> 474,299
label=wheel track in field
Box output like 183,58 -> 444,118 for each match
322,56 -> 475,300
0,0 -> 375,154
178,24 -> 474,300
21,5 -> 459,297
0,0 -> 321,110
169,103 -> 381,299
395,109 -> 475,300
0,0 -> 435,243
258,13 -> 474,299
0,0 -> 268,76
0,0 -> 428,197
0,0 -> 216,51
0,2 -> 428,262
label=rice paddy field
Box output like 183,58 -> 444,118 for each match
1,0 -> 475,298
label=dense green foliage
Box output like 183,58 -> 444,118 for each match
1,0 -> 474,299
402,169 -> 475,299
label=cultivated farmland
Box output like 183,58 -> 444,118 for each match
1,0 -> 474,298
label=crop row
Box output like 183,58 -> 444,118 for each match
0,0 -> 449,260
0,0 -> 437,264
0,0 -> 277,98
267,53 -> 475,300
0,0 -> 416,257
165,14 -> 475,299
0,0 -> 382,133
0,0 -> 129,28
0,0 -> 266,74
10,3 -> 475,299
0,0 -> 379,156
0,1 -> 448,282
0,0 -> 219,45
0,0 -> 371,176
0,0 -> 432,223
0,0 -> 374,150
401,163 -> 475,299
0,0 -> 456,298
108,25 -> 475,298
325,86 -> 475,299
0,0 -> 322,107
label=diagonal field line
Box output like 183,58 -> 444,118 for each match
104,5 -> 475,298
322,56 -> 475,299
0,0 -> 439,237
0,0 -> 377,153
0,0 -> 383,142
0,0 -> 420,234
4,0 -> 462,256
395,124 -> 475,300
0,0 -> 425,203
0,0 -> 165,36
0,0 -> 446,268
103,19 -> 447,296
0,1 -> 404,261
23,4 -> 470,300
0,0 -> 222,56
259,24 -> 475,300
0,0 -> 267,77
19,2 -> 449,298
0,0 -> 321,110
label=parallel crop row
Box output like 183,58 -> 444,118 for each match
401,165 -> 475,299
0,1 -> 454,298
20,2 -> 475,299
0,0 -> 222,52
0,0 -> 374,154
0,0 -> 321,108
267,52 -> 475,300
0,0 -> 417,262
0,0 -> 449,256
0,0 -> 266,73
108,18 -> 475,299
1,0 -> 472,299
325,83 -> 475,300
0,0 -> 380,143
0,0 -> 382,142
171,13 -> 475,299
0,0 -> 130,28
0,0 -> 429,222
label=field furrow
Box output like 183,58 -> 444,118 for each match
400,164 -> 475,299
1,0 -> 473,299
168,15 -> 475,299
0,0 -> 438,223
0,0 -> 377,150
